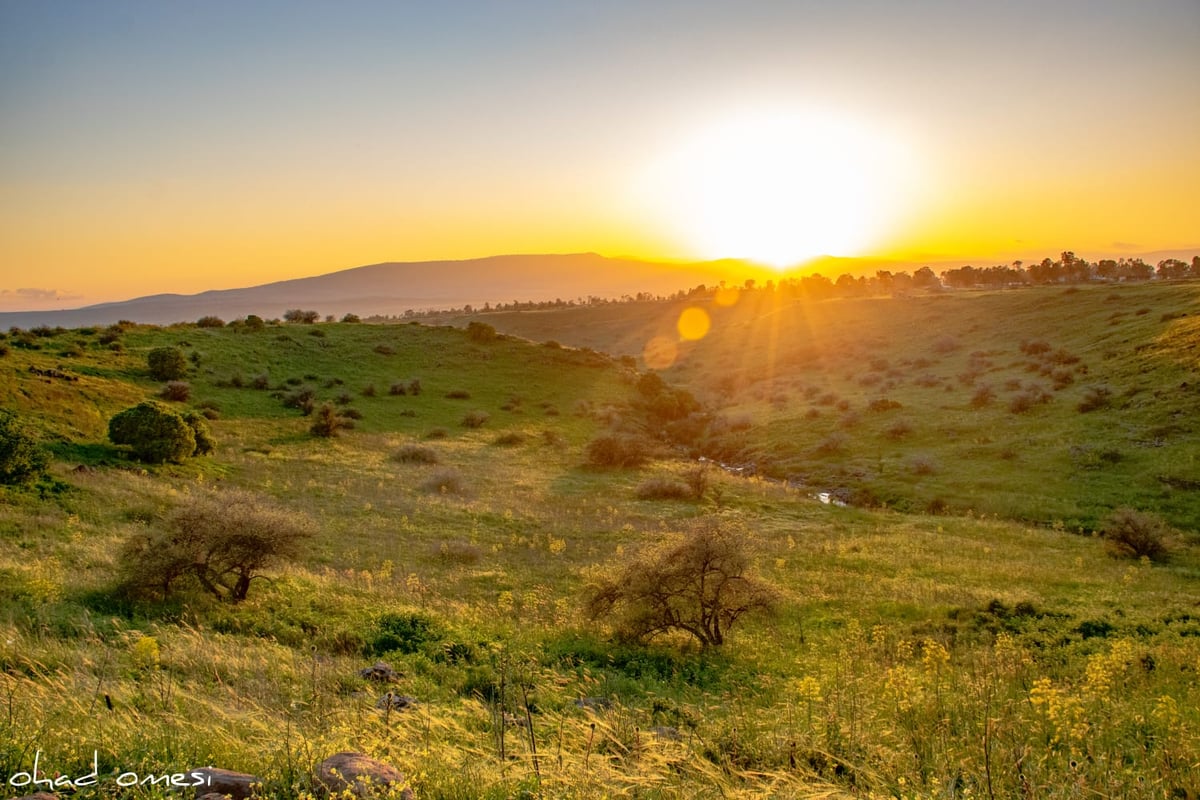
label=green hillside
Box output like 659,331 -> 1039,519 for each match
0,309 -> 1197,799
447,281 -> 1200,529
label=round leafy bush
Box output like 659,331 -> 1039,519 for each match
147,346 -> 188,381
108,401 -> 211,463
0,409 -> 49,485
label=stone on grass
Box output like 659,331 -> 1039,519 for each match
188,767 -> 260,799
313,752 -> 413,799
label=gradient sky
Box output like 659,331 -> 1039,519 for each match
2,0 -> 1198,309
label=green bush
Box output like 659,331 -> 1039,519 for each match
108,401 -> 205,463
0,409 -> 50,485
147,346 -> 188,381
368,612 -> 443,656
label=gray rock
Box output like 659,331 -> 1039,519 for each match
649,725 -> 682,741
189,767 -> 260,799
313,752 -> 413,799
573,696 -> 612,710
358,661 -> 401,682
375,693 -> 419,711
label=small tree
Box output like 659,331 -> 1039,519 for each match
0,409 -> 49,485
147,346 -> 188,381
466,321 -> 498,343
310,402 -> 353,437
109,401 -> 209,463
283,309 -> 320,324
1102,508 -> 1172,562
119,489 -> 312,601
585,520 -> 777,647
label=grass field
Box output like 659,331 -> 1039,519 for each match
0,285 -> 1197,799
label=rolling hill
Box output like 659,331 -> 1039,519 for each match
0,253 -> 777,328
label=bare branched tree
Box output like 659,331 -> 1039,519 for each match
120,489 -> 313,602
585,519 -> 777,647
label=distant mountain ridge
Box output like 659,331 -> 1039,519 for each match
0,253 -> 775,328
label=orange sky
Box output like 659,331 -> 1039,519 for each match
2,1 -> 1198,310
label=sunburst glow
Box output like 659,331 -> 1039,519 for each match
641,109 -> 917,268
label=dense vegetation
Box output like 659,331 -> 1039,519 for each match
0,281 -> 1196,799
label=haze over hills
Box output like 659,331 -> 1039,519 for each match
0,253 -> 780,328
3,248 -> 1197,329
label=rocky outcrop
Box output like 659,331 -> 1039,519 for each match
313,752 -> 413,799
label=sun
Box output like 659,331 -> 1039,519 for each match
640,108 -> 915,268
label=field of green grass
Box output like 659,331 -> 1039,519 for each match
0,289 -> 1197,799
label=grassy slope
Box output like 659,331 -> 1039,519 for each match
0,312 -> 1197,799
447,281 -> 1200,529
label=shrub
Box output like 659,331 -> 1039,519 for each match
389,382 -> 407,396
1019,339 -> 1052,356
584,519 -> 777,647
283,309 -> 320,324
814,432 -> 849,455
393,444 -> 439,464
108,401 -> 203,463
0,409 -> 50,485
374,344 -> 396,356
196,316 -> 225,328
1009,385 -> 1051,413
585,434 -> 649,468
492,431 -> 525,446
421,468 -> 466,494
932,336 -> 960,354
243,314 -> 265,331
147,346 -> 188,381
466,321 -> 498,343
368,612 -> 442,656
361,384 -> 376,397
683,464 -> 710,499
183,411 -> 216,455
909,454 -> 938,476
159,381 -> 192,402
461,410 -> 490,429
1078,385 -> 1113,413
885,420 -> 914,440
635,477 -> 693,501
406,378 -> 422,395
282,386 -> 318,415
118,488 -> 313,601
445,389 -> 471,400
434,539 -> 483,565
425,427 -> 449,440
868,397 -> 902,412
341,313 -> 361,323
970,385 -> 995,408
310,403 -> 353,437
251,373 -> 271,390
1101,508 -> 1172,561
